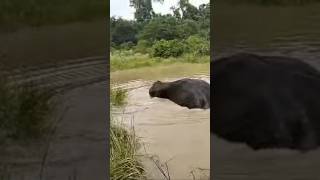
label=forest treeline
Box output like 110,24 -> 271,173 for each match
110,0 -> 210,58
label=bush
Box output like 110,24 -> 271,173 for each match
119,42 -> 135,50
111,88 -> 128,107
152,39 -> 185,58
134,40 -> 152,54
185,35 -> 209,56
0,78 -> 55,143
110,120 -> 145,180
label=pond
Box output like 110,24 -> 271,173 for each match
111,66 -> 210,180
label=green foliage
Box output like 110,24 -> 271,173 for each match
111,52 -> 209,72
135,40 -> 152,54
111,88 -> 128,107
130,0 -> 155,22
0,78 -> 55,143
178,0 -> 202,21
185,35 -> 209,56
177,19 -> 199,39
120,42 -> 135,50
111,17 -> 138,46
111,53 -> 154,71
110,120 -> 145,180
110,2 -> 210,54
138,16 -> 180,43
152,39 -> 185,58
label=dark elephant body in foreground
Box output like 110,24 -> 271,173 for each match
149,78 -> 210,109
212,53 -> 320,151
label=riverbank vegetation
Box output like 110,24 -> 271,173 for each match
0,77 -> 55,144
110,88 -> 146,180
110,88 -> 128,107
110,120 -> 145,180
110,0 -> 210,72
111,51 -> 209,72
110,1 -> 210,179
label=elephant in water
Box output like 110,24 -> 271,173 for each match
212,53 -> 320,152
149,78 -> 210,109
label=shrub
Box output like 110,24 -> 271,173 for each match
134,40 -> 152,54
185,35 -> 209,56
119,42 -> 135,50
0,78 -> 55,143
152,39 -> 185,58
111,88 -> 128,107
110,120 -> 145,180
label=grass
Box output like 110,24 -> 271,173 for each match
110,87 -> 145,180
110,50 -> 210,72
111,88 -> 128,107
110,119 -> 146,180
0,76 -> 55,144
110,53 -> 210,179
0,0 -> 107,31
111,63 -> 210,84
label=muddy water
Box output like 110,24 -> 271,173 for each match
213,1 -> 320,179
0,81 -> 108,180
113,75 -> 210,180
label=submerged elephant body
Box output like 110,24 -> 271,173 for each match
212,53 -> 320,151
149,78 -> 210,109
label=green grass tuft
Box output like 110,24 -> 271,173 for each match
110,119 -> 146,180
0,77 -> 55,144
111,88 -> 128,107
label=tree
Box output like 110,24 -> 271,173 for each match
138,15 -> 180,43
178,0 -> 200,21
198,3 -> 210,39
129,0 -> 164,22
110,18 -> 138,45
177,19 -> 199,39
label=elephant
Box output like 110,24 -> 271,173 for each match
149,78 -> 210,109
212,53 -> 320,151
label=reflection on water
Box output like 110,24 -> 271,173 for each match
213,1 -> 320,179
112,75 -> 210,180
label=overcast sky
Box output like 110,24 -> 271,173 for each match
110,0 -> 209,20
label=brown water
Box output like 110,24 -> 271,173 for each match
0,82 -> 108,180
112,75 -> 210,180
0,20 -> 108,179
213,1 -> 320,179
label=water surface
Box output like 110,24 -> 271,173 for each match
213,1 -> 320,179
113,75 -> 210,180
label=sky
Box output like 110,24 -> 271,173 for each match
110,0 -> 209,20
